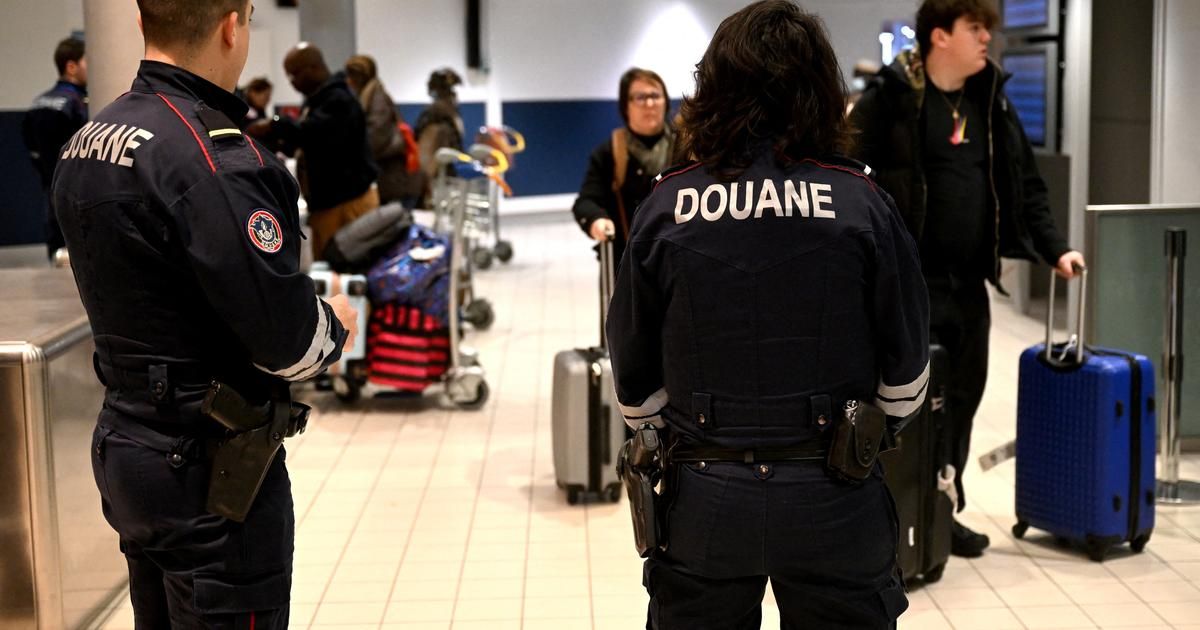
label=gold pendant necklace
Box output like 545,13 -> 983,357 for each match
938,87 -> 969,146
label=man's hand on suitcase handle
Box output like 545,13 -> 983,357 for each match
1055,252 -> 1087,279
325,294 -> 359,352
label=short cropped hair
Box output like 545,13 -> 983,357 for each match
677,0 -> 850,179
136,0 -> 249,50
54,38 -> 85,76
916,0 -> 999,58
617,68 -> 668,125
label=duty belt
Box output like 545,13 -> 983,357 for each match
670,440 -> 828,464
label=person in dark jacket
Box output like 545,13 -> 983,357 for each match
849,0 -> 1086,557
608,2 -> 928,627
51,0 -> 358,625
252,43 -> 378,261
572,67 -> 675,264
345,54 -> 424,208
22,37 -> 88,259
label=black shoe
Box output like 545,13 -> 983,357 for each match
951,520 -> 991,558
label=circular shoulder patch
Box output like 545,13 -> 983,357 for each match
247,209 -> 283,253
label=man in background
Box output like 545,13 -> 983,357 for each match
23,37 -> 87,259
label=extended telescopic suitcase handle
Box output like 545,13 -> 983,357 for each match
1045,263 -> 1088,365
599,229 -> 615,351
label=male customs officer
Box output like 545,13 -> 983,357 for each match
607,3 -> 930,628
52,1 -> 358,627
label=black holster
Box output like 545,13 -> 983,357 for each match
826,399 -> 887,482
201,382 -> 309,522
616,423 -> 666,557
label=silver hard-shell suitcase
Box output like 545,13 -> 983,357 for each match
551,238 -> 625,504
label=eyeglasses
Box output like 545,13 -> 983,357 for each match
630,92 -> 665,106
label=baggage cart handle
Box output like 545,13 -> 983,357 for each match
1045,263 -> 1088,365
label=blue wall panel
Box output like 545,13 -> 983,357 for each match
501,99 -> 623,197
0,111 -> 48,247
397,101 -> 486,147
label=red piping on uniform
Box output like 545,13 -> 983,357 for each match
155,93 -> 216,174
249,612 -> 256,630
653,162 -> 704,190
246,137 -> 265,166
800,158 -> 877,193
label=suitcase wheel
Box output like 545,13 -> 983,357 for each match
604,483 -> 622,503
922,562 -> 946,584
566,486 -> 583,505
1131,534 -> 1151,553
1086,539 -> 1111,563
1012,521 -> 1029,540
1054,536 -> 1071,549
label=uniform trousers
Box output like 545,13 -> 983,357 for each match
926,275 -> 991,511
644,460 -> 907,629
91,408 -> 294,629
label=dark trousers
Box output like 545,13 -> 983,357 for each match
644,461 -> 907,629
926,276 -> 991,512
91,410 -> 294,629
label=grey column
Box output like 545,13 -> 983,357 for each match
299,0 -> 357,71
82,0 -> 143,115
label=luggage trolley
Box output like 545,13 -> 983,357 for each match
306,191 -> 490,410
431,147 -> 502,330
465,126 -> 525,269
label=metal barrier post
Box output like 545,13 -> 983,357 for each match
1157,227 -> 1200,503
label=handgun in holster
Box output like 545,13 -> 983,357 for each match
616,423 -> 666,558
201,381 -> 310,522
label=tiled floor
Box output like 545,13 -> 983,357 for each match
98,215 -> 1200,629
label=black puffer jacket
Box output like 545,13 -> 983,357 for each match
849,51 -> 1070,288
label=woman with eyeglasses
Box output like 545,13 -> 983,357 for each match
572,67 -> 675,264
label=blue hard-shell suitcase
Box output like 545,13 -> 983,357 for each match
1012,269 -> 1155,561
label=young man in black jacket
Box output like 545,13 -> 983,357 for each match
850,0 -> 1085,557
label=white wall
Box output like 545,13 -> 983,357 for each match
243,2 -> 302,107
1152,0 -> 1200,203
356,0 -> 919,106
0,0 -> 84,109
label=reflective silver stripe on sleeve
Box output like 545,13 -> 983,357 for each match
875,360 -> 930,418
617,387 -> 669,421
875,393 -> 925,418
876,361 -> 929,401
254,298 -> 334,381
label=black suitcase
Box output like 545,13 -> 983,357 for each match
880,345 -> 953,583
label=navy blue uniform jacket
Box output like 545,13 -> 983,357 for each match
52,61 -> 345,421
606,152 -> 930,449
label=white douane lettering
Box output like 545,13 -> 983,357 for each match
700,184 -> 728,221
65,122 -> 93,159
811,183 -> 836,219
675,187 -> 699,224
102,125 -> 130,163
85,124 -> 116,160
785,179 -> 809,217
756,179 -> 783,218
118,129 -> 155,168
729,181 -> 754,220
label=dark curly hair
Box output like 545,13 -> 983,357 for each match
676,0 -> 850,180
